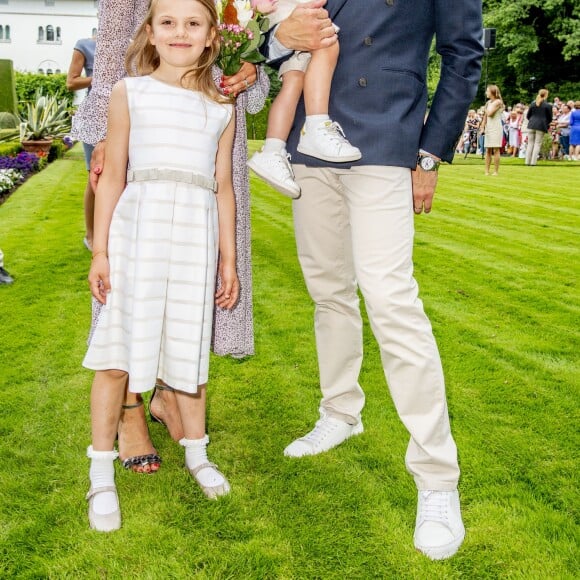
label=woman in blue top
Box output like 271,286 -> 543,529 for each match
569,101 -> 580,161
67,34 -> 97,251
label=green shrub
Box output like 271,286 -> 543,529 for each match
14,72 -> 73,115
48,139 -> 67,162
0,141 -> 21,156
0,112 -> 19,129
0,60 -> 18,115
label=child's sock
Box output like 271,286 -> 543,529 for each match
180,435 -> 226,489
87,445 -> 119,515
305,114 -> 330,132
262,138 -> 287,153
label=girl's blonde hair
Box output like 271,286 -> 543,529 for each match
487,84 -> 503,103
125,0 -> 227,103
535,89 -> 549,107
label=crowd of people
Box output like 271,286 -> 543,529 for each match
457,87 -> 580,164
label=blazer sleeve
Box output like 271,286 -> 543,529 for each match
419,0 -> 484,162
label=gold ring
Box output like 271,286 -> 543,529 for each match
243,79 -> 249,89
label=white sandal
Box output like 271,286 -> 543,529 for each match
180,435 -> 231,499
86,486 -> 121,532
187,462 -> 231,499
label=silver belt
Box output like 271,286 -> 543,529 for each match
126,168 -> 217,192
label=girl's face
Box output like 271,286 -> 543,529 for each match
147,0 -> 215,71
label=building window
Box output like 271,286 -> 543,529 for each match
0,25 -> 9,41
91,27 -> 97,37
45,0 -> 55,6
0,0 -> 8,5
38,25 -> 62,44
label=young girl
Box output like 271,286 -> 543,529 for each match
83,0 -> 238,532
247,0 -> 361,199
480,84 -> 504,175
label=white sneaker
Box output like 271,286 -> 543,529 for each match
297,120 -> 362,163
414,490 -> 465,560
284,409 -> 363,457
247,148 -> 301,199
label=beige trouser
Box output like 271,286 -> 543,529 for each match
292,164 -> 459,491
525,130 -> 545,165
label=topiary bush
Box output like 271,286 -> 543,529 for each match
0,112 -> 19,129
0,60 -> 18,115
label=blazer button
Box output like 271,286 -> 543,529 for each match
358,77 -> 367,88
385,0 -> 394,5
364,36 -> 373,46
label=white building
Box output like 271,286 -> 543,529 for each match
0,0 -> 98,74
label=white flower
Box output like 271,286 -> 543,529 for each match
233,0 -> 253,27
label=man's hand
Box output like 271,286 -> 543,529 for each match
89,140 -> 106,191
275,0 -> 337,52
411,167 -> 438,214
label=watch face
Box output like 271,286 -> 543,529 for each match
421,156 -> 435,171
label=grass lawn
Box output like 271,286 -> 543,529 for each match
0,144 -> 578,578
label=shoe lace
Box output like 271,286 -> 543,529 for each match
271,151 -> 295,179
419,491 -> 449,524
301,416 -> 338,445
319,121 -> 350,145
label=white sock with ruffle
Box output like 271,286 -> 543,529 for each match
179,435 -> 226,489
87,445 -> 119,515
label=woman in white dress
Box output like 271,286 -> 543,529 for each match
84,0 -> 238,532
480,84 -> 504,175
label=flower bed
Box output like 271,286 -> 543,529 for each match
0,150 -> 47,205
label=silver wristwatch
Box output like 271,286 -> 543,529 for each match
417,154 -> 440,172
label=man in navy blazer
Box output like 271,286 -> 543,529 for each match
264,0 -> 483,560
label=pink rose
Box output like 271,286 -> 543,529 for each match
251,0 -> 277,14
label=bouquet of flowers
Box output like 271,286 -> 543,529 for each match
216,0 -> 277,76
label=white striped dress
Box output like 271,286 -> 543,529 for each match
83,76 -> 233,394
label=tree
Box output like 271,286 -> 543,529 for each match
480,0 -> 580,105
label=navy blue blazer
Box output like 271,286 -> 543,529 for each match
266,0 -> 483,167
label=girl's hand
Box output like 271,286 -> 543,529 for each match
88,254 -> 111,304
221,62 -> 257,97
215,262 -> 239,310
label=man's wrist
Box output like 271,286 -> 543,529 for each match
418,149 -> 441,162
269,25 -> 293,61
416,153 -> 440,172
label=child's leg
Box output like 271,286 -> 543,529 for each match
298,41 -> 362,163
175,386 -> 230,499
303,42 -> 339,116
87,369 -> 127,531
91,369 -> 128,450
266,71 -> 304,142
